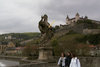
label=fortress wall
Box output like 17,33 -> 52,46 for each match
83,29 -> 100,34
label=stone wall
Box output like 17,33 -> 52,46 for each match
19,63 -> 57,67
79,57 -> 100,67
83,29 -> 100,34
18,57 -> 100,67
0,55 -> 22,61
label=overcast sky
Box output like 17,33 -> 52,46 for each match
0,0 -> 100,34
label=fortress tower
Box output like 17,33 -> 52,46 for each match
66,15 -> 71,25
75,13 -> 80,22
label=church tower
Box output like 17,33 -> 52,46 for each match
66,15 -> 71,24
75,13 -> 80,22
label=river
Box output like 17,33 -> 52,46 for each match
0,59 -> 19,67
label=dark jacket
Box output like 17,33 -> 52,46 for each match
65,56 -> 72,67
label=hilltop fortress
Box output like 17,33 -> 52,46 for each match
66,13 -> 88,25
55,13 -> 100,35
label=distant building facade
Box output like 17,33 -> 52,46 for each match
0,41 -> 16,54
5,35 -> 16,40
0,42 -> 7,54
89,45 -> 100,56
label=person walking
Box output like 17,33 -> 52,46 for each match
65,52 -> 72,67
58,53 -> 66,67
69,54 -> 81,67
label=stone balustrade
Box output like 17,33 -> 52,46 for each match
0,56 -> 100,67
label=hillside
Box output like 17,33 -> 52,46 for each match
0,32 -> 40,46
50,32 -> 100,55
49,19 -> 100,56
0,32 -> 40,39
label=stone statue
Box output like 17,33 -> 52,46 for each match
38,14 -> 55,61
38,14 -> 55,46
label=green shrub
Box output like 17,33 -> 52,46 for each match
76,34 -> 100,45
77,19 -> 92,24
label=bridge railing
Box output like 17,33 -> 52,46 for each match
17,63 -> 58,67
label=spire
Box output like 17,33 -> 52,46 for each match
66,15 -> 69,19
76,12 -> 80,16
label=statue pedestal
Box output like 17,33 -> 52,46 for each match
38,47 -> 54,61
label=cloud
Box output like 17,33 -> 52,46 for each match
0,0 -> 100,34
0,0 -> 51,34
38,0 -> 100,27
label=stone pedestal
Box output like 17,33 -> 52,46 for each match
38,47 -> 53,61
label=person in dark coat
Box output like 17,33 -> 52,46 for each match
65,52 -> 72,67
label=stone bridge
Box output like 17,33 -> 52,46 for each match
0,56 -> 100,67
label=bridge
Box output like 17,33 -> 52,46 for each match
0,56 -> 100,67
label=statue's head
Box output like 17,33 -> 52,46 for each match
44,14 -> 48,19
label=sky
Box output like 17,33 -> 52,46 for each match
0,0 -> 100,34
